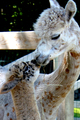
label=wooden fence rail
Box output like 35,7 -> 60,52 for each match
0,31 -> 40,49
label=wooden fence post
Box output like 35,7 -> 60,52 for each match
65,87 -> 74,120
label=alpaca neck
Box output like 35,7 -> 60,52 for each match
11,80 -> 41,120
51,49 -> 80,104
36,50 -> 80,120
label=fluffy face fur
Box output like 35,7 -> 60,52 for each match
34,7 -> 66,38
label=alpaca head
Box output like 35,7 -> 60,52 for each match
0,60 -> 40,94
34,0 -> 77,65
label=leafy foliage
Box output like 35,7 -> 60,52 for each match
0,0 -> 49,31
74,108 -> 80,118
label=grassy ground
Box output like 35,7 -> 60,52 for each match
74,108 -> 80,118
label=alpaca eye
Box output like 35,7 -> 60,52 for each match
51,34 -> 60,40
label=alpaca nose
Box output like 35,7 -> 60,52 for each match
36,54 -> 50,66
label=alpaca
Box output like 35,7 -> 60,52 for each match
33,0 -> 80,119
0,60 -> 41,120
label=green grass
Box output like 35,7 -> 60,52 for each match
74,108 -> 80,118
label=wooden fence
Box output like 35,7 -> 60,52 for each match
0,31 -> 74,120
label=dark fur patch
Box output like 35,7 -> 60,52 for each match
31,60 -> 40,67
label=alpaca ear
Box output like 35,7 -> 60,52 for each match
0,66 -> 20,94
49,0 -> 60,8
65,0 -> 77,22
0,79 -> 20,94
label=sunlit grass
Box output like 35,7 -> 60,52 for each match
74,108 -> 80,118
